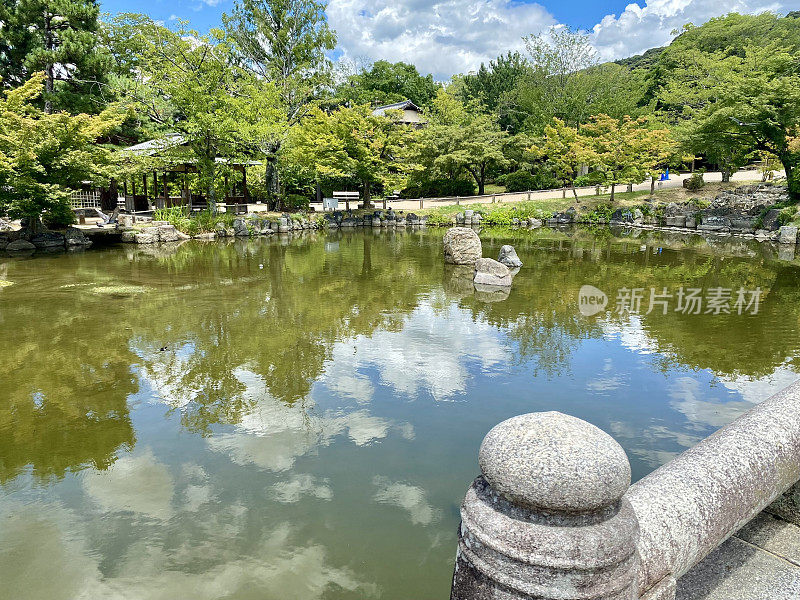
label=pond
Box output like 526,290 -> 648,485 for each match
1,227 -> 800,599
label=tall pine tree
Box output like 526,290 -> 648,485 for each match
0,0 -> 108,113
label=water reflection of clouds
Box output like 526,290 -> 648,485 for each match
667,376 -> 756,429
601,317 -> 799,427
270,474 -> 333,503
372,476 -> 440,526
610,420 -> 703,469
205,369 -> 412,471
586,358 -> 627,393
322,300 -> 509,403
0,500 -> 378,600
718,365 -> 800,405
81,449 -> 175,520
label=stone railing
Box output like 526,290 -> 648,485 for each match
451,381 -> 800,599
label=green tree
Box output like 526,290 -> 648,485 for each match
284,105 -> 418,201
121,20 -> 285,207
335,60 -> 440,108
461,52 -> 530,113
541,118 -> 590,199
580,114 -> 662,201
0,0 -> 109,113
415,89 -> 509,195
510,27 -> 647,134
223,0 -> 336,117
655,13 -> 800,195
223,0 -> 336,201
0,73 -> 122,229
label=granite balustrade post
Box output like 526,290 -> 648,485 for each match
451,411 -> 640,600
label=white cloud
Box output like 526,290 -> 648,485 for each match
327,0 -> 795,79
590,0 -> 790,61
327,0 -> 556,79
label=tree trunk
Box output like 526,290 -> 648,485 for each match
722,170 -> 731,183
650,177 -> 655,195
610,183 -> 616,202
44,12 -> 54,113
478,164 -> 486,196
572,183 -> 579,201
779,151 -> 799,199
207,161 -> 217,212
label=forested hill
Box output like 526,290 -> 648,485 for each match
614,10 -> 799,72
614,47 -> 665,71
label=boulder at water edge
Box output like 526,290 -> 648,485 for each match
498,245 -> 523,268
474,258 -> 512,287
443,227 -> 482,265
6,239 -> 36,251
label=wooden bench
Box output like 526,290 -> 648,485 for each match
333,191 -> 359,211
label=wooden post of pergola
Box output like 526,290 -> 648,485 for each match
242,167 -> 248,203
142,174 -> 148,203
224,174 -> 229,207
163,172 -> 168,208
153,172 -> 158,208
184,173 -> 190,211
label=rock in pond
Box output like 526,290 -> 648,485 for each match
65,227 -> 92,247
6,239 -> 36,251
498,245 -> 523,268
443,227 -> 482,265
473,257 -> 512,287
779,226 -> 798,245
31,232 -> 65,248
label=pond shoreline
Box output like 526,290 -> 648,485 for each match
2,182 -> 798,255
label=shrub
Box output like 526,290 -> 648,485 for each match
504,169 -> 558,192
42,201 -> 77,229
503,170 -> 536,193
402,178 -> 475,199
778,206 -> 798,226
574,171 -> 606,187
153,206 -> 191,232
585,203 -> 614,223
684,173 -> 705,191
283,193 -> 310,210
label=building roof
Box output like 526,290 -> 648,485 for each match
123,133 -> 186,156
371,100 -> 421,117
121,134 -> 261,165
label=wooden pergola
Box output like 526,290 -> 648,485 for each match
119,134 -> 260,214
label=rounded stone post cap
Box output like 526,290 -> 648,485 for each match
478,411 -> 631,514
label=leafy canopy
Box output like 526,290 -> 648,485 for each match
0,73 -> 122,225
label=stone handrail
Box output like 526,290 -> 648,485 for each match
451,380 -> 800,600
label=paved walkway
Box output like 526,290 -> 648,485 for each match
388,170 -> 778,211
677,487 -> 800,599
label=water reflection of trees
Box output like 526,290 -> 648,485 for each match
473,230 -> 800,380
0,266 -> 137,483
2,227 -> 799,482
127,232 -> 434,434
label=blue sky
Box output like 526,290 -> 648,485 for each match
98,0 -> 800,79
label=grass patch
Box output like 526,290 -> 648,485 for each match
153,206 -> 239,235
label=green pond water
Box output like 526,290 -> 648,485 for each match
2,227 -> 800,599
